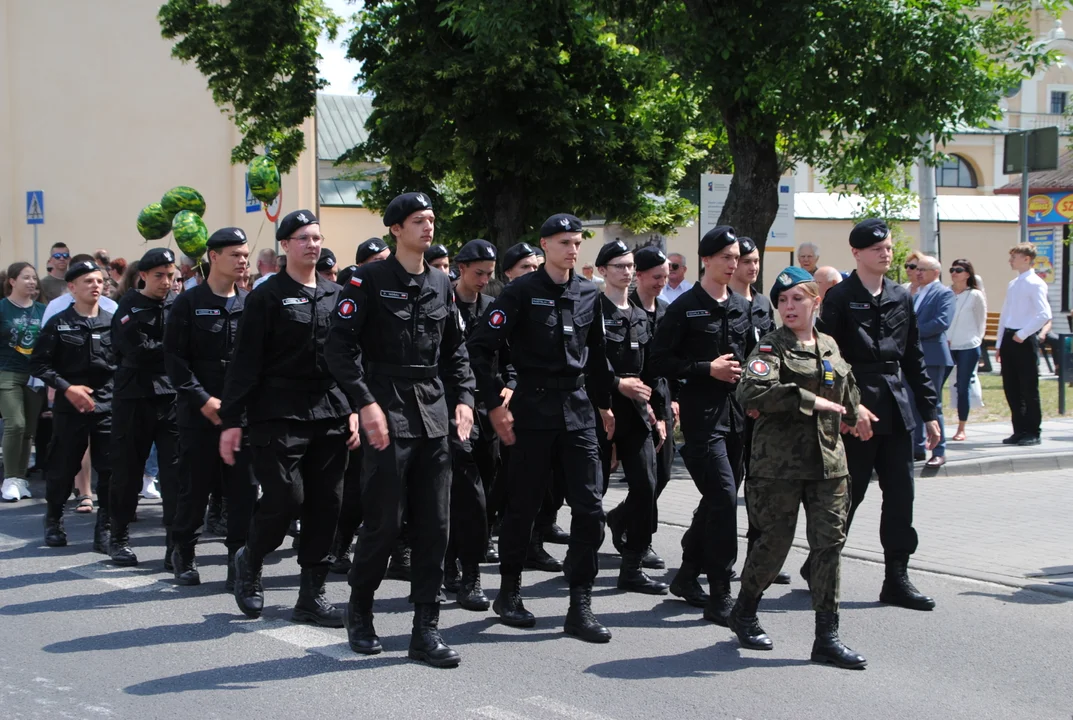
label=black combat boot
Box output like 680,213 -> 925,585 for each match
703,577 -> 734,626
543,521 -> 570,545
606,504 -> 626,555
233,546 -> 264,618
92,514 -> 109,555
329,532 -> 354,575
385,539 -> 412,581
493,573 -> 536,627
443,556 -> 462,594
811,611 -> 867,669
524,530 -> 562,572
641,544 -> 666,570
345,590 -> 381,654
44,512 -> 67,548
109,525 -> 138,567
773,570 -> 791,585
225,549 -> 237,593
669,561 -> 708,608
457,563 -> 490,611
293,567 -> 344,627
172,544 -> 201,586
727,594 -> 773,650
880,555 -> 935,610
409,603 -> 461,668
484,537 -> 499,563
163,530 -> 175,572
618,551 -> 669,595
564,585 -> 612,643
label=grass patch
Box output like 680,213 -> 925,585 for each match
943,370 -> 1063,425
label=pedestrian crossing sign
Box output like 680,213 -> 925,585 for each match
244,179 -> 261,214
26,191 -> 44,225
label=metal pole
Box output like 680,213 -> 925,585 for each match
1021,130 -> 1030,245
33,225 -> 38,270
918,134 -> 939,255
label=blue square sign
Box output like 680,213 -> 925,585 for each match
26,191 -> 44,224
245,179 -> 261,214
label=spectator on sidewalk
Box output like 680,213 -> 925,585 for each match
796,242 -> 820,275
39,243 -> 71,304
814,266 -> 842,302
910,256 -> 955,468
658,253 -> 692,303
947,258 -> 987,441
997,243 -> 1051,447
252,248 -> 277,289
902,251 -> 923,292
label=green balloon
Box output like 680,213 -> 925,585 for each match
137,202 -> 173,241
172,210 -> 208,260
247,156 -> 281,203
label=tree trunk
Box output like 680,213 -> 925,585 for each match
718,107 -> 781,287
476,175 -> 528,280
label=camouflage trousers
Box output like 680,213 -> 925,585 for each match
740,475 -> 849,612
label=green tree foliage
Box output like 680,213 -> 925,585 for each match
346,0 -> 706,254
159,0 -> 342,173
843,169 -> 917,281
618,0 -> 1064,258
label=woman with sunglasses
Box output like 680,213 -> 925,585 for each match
947,258 -> 987,441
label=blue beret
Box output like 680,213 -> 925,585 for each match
276,210 -> 317,241
634,246 -> 667,273
540,213 -> 583,237
207,227 -> 248,250
595,239 -> 631,267
699,225 -> 737,257
65,260 -> 101,283
502,242 -> 536,272
384,192 -> 432,226
137,247 -> 176,272
768,266 -> 816,305
849,218 -> 889,249
455,239 -> 497,263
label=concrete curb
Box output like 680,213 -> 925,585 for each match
917,450 -> 1073,478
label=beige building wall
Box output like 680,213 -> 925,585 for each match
319,207 -> 388,267
0,0 -> 317,271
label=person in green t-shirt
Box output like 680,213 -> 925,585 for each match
0,262 -> 47,502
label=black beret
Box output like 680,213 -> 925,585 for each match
137,247 -> 176,272
337,265 -> 359,286
317,248 -> 337,272
699,225 -> 737,257
455,239 -> 497,264
448,267 -> 459,282
276,209 -> 318,241
849,218 -> 890,249
383,192 -> 433,226
65,260 -> 101,283
595,239 -> 631,267
540,213 -> 583,237
424,244 -> 449,262
737,236 -> 758,256
207,227 -> 248,250
356,238 -> 388,264
501,242 -> 536,272
634,246 -> 667,273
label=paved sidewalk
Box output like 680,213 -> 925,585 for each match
928,417 -> 1073,476
604,458 -> 1073,597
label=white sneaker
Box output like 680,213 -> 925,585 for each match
1,478 -> 19,502
140,475 -> 162,500
15,478 -> 30,499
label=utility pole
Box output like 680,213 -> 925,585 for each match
918,133 -> 939,256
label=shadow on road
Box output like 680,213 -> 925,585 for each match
960,585 -> 1072,605
584,642 -> 812,678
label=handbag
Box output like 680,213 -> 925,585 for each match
949,367 -> 985,410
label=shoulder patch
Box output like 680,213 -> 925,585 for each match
337,298 -> 357,319
349,277 -> 363,287
685,309 -> 710,318
488,309 -> 507,329
748,359 -> 771,377
758,344 -> 773,353
120,315 -> 130,325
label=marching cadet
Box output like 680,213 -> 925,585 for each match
729,236 -> 789,585
467,213 -> 616,644
816,219 -> 939,611
165,228 -> 257,588
325,192 -> 475,669
108,248 -> 180,568
593,240 -> 668,595
731,266 -> 866,669
442,239 -> 499,610
317,247 -> 339,284
424,243 -> 451,273
650,226 -> 754,626
356,237 -> 391,266
32,260 -> 115,551
219,210 -> 360,627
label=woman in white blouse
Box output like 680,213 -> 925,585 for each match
947,258 -> 987,440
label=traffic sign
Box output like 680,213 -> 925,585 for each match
265,191 -> 282,223
244,179 -> 261,214
26,191 -> 44,225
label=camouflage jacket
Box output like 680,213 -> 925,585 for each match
737,325 -> 860,480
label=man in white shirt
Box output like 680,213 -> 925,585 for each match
796,242 -> 820,275
252,248 -> 277,289
658,253 -> 693,303
997,243 -> 1052,446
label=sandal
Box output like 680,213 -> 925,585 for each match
74,495 -> 94,514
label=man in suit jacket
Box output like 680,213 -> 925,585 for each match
912,256 -> 956,467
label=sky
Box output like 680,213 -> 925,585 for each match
317,0 -> 362,95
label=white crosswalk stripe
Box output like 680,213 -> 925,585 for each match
523,697 -> 618,720
469,707 -> 534,720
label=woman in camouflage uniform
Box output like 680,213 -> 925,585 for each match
730,266 -> 867,670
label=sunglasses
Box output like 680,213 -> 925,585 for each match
51,252 -> 70,260
949,267 -> 967,274
904,263 -> 917,270
669,263 -> 681,270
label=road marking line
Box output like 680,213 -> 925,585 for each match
240,618 -> 355,661
469,707 -> 533,720
62,562 -> 166,593
0,533 -> 24,549
524,696 -> 617,720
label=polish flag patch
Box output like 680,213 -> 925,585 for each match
349,277 -> 363,287
758,344 -> 773,353
120,315 -> 130,325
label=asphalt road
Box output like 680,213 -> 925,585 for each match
1,496 -> 1070,720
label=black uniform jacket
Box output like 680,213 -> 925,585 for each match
30,306 -> 116,414
600,294 -> 667,432
324,255 -> 475,440
630,289 -> 673,423
220,271 -> 352,429
817,271 -> 938,435
112,289 -> 175,400
649,283 -> 754,437
164,282 -> 246,429
466,267 -> 613,432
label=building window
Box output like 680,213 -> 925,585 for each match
1051,90 -> 1068,115
935,155 -> 978,189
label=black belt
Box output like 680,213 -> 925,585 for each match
1003,328 -> 1021,335
367,362 -> 438,379
264,377 -> 338,392
518,373 -> 586,390
852,361 -> 900,375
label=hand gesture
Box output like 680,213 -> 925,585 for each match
490,405 -> 515,446
710,354 -> 742,383
455,404 -> 475,443
360,403 -> 391,450
64,385 -> 96,414
617,377 -> 652,402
